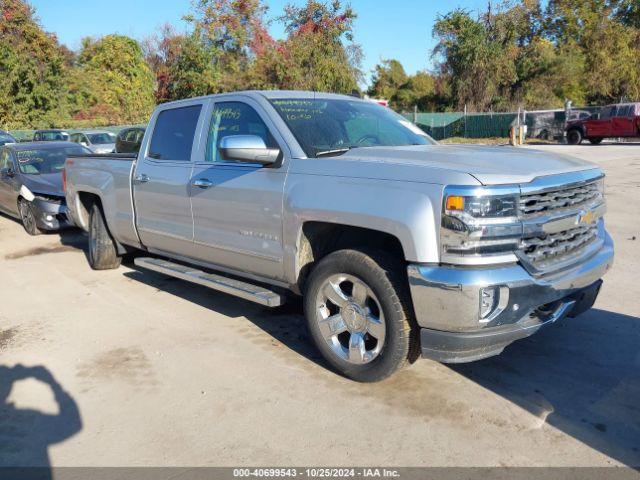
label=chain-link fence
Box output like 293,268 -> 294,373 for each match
402,107 -> 602,141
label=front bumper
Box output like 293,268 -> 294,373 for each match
33,197 -> 74,231
408,232 -> 614,363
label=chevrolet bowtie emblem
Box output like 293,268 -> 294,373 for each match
578,210 -> 596,225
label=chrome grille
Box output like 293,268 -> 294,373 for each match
519,181 -> 601,218
521,224 -> 599,271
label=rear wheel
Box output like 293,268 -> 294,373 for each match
304,249 -> 419,382
567,129 -> 583,145
589,138 -> 603,145
18,199 -> 42,236
88,203 -> 121,270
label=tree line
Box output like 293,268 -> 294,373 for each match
370,0 -> 640,112
0,0 -> 639,130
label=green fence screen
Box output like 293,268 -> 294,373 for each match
402,112 -> 519,140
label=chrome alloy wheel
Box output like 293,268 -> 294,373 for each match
315,274 -> 386,365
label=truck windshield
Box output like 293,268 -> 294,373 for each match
269,98 -> 435,158
88,133 -> 116,144
16,146 -> 88,175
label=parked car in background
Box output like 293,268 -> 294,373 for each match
0,131 -> 17,146
0,142 -> 89,235
528,110 -> 592,141
69,131 -> 116,154
33,129 -> 70,142
566,102 -> 640,144
65,91 -> 613,382
115,127 -> 145,154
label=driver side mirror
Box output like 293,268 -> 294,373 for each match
0,167 -> 15,179
219,135 -> 280,166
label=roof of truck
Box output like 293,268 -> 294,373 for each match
157,90 -> 362,108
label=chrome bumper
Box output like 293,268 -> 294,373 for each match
408,232 -> 614,363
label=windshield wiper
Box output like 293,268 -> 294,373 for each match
315,146 -> 359,158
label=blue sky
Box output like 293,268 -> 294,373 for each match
31,0 -> 491,84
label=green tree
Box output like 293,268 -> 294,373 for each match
257,0 -> 362,93
433,8 -> 517,111
392,72 -> 437,111
545,0 -> 640,103
368,59 -> 408,100
186,0 -> 269,91
143,25 -> 219,103
0,0 -> 71,128
70,34 -> 155,125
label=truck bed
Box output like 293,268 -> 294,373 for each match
65,153 -> 141,249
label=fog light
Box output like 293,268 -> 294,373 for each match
479,287 -> 497,320
45,214 -> 54,222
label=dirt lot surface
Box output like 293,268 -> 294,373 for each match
0,144 -> 638,468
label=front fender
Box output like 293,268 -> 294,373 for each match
282,174 -> 444,283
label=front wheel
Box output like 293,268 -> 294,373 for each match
18,199 -> 42,236
88,203 -> 121,270
304,249 -> 419,382
567,129 -> 583,145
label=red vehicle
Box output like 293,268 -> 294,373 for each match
566,102 -> 640,145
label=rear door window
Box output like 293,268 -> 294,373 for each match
148,105 -> 202,161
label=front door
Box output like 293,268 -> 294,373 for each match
189,99 -> 288,281
133,102 -> 204,258
585,106 -> 613,137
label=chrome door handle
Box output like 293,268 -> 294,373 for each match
192,178 -> 213,189
134,174 -> 150,183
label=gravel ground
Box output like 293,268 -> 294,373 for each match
0,143 -> 638,468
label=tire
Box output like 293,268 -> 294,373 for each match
567,129 -> 583,145
589,138 -> 603,145
303,249 -> 419,382
18,199 -> 42,236
88,203 -> 121,270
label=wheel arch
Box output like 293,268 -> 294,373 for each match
294,221 -> 408,294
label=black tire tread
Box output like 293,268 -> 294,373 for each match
18,199 -> 42,236
89,203 -> 121,270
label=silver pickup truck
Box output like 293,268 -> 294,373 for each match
64,91 -> 614,382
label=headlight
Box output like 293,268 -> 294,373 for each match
445,193 -> 519,220
441,186 -> 521,265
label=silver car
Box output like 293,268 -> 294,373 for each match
69,131 -> 116,154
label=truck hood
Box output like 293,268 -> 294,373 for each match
22,173 -> 64,197
341,145 -> 595,185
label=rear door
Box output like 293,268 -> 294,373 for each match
611,105 -> 636,137
133,101 -> 206,258
189,97 -> 289,281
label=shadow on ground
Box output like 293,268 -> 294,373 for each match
123,268 -> 326,368
124,265 -> 640,466
452,308 -> 640,467
0,365 -> 82,477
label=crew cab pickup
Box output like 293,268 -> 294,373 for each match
566,102 -> 640,145
65,91 -> 614,382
